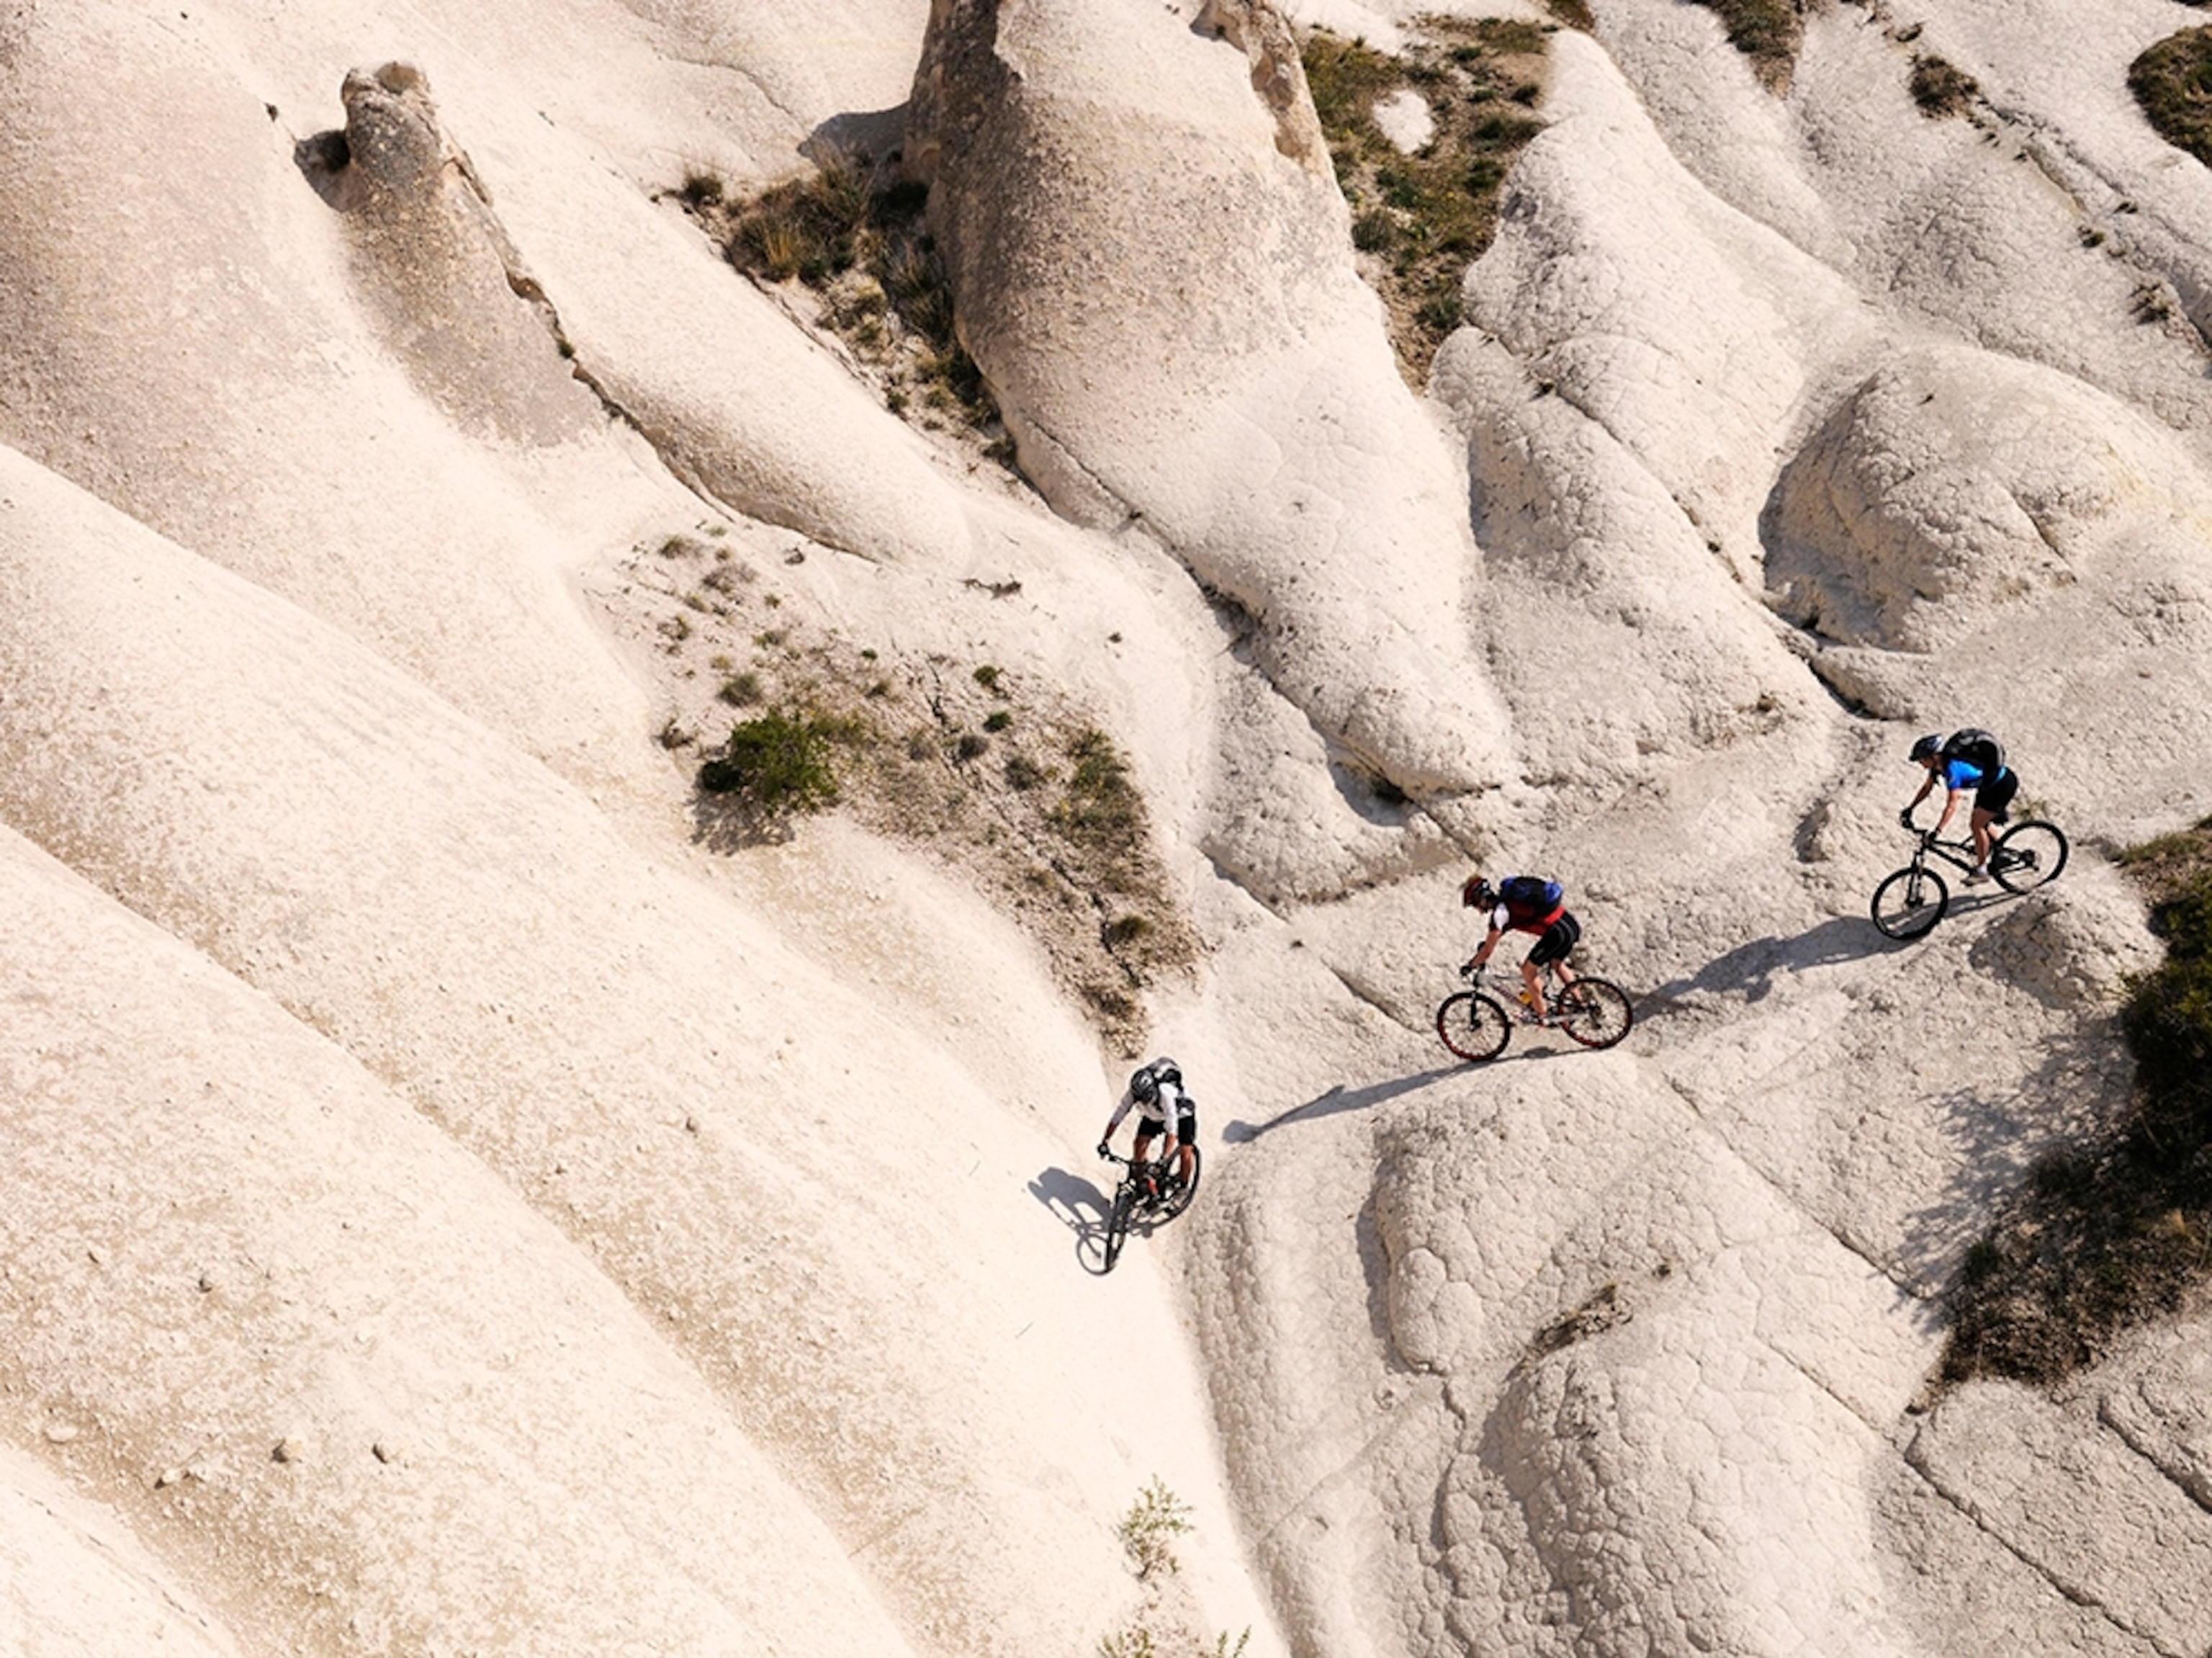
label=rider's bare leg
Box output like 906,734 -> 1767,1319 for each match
1970,807 -> 1996,870
1520,956 -> 1547,1020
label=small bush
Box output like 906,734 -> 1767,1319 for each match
719,671 -> 765,707
1115,1479 -> 1192,1581
708,158 -> 1001,439
1909,53 -> 1979,119
2133,28 -> 2212,168
984,710 -> 1013,732
698,707 -> 845,815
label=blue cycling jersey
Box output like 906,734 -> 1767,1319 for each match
1943,757 -> 1984,791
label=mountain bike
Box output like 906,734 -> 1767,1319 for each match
1870,820 -> 2069,941
1434,964 -> 1634,1062
1099,1149 -> 1202,1272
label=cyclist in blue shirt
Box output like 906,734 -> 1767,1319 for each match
1902,731 -> 2018,883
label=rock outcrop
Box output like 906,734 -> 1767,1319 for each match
906,0 -> 1511,810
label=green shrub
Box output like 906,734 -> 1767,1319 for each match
698,708 -> 846,815
1115,1479 -> 1192,1581
1941,818 -> 2212,1388
2132,28 -> 2212,167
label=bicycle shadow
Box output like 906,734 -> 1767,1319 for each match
1643,913 -> 1893,1012
1029,1164 -> 1128,1276
1223,1063 -> 1465,1142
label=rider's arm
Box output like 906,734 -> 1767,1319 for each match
1100,1092 -> 1135,1148
1467,916 -> 1506,971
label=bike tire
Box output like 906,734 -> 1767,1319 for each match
1992,820 -> 2069,893
1102,1182 -> 1136,1273
1436,990 -> 1511,1062
1872,865 -> 1949,940
1156,1147 -> 1202,1222
1556,977 -> 1634,1050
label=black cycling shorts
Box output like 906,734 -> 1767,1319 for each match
1527,912 -> 1581,967
1136,1107 -> 1197,1147
1974,768 -> 2018,821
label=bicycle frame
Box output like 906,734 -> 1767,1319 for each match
1871,819 -> 2069,942
1903,834 -> 1990,879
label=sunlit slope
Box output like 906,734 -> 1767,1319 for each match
0,826 -> 915,1658
0,444 -> 1268,1655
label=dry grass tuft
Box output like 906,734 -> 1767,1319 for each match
1687,0 -> 1802,92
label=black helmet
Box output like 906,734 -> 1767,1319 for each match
1909,733 -> 1943,763
1461,874 -> 1495,910
1130,1065 -> 1161,1106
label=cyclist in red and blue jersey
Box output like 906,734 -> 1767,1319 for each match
1902,730 -> 2019,883
1462,874 -> 1581,1024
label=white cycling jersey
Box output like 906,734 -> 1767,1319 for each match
1105,1077 -> 1188,1142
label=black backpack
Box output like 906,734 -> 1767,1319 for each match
1941,728 -> 2005,776
1134,1058 -> 1183,1099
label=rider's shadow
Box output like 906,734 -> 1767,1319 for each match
1645,913 -> 1894,1011
1029,1165 -> 1117,1273
1223,1064 -> 1462,1142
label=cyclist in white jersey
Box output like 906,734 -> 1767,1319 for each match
1097,1058 -> 1197,1199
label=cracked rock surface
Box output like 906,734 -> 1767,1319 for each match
0,0 -> 2210,1654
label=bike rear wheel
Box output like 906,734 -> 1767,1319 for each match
1102,1182 -> 1137,1272
1872,865 -> 1949,940
1436,990 -> 1511,1061
1555,977 -> 1633,1049
1992,820 -> 2068,892
1156,1147 -> 1202,1221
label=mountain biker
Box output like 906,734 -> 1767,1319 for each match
1462,874 -> 1581,1024
1097,1058 -> 1197,1201
1901,729 -> 2018,883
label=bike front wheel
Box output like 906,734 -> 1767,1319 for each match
1102,1182 -> 1137,1272
1872,865 -> 1949,940
1555,977 -> 1634,1049
1992,820 -> 2069,892
1156,1147 -> 1202,1221
1437,990 -> 1511,1061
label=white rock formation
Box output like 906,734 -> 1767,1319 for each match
0,0 -> 2210,1652
907,0 -> 1513,810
